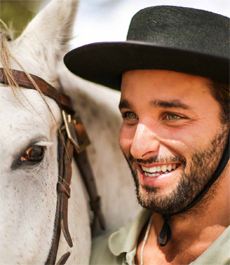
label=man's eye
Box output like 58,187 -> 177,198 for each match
20,145 -> 46,162
165,113 -> 182,120
122,112 -> 138,120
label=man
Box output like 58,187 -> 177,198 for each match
64,6 -> 229,264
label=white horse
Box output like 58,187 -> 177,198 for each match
0,0 -> 140,264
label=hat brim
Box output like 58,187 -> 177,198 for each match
64,41 -> 229,90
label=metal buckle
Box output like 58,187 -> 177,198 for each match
62,110 -> 91,153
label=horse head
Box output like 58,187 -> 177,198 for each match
0,0 -> 91,264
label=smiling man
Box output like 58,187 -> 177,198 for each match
64,5 -> 230,265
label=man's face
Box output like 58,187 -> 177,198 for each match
119,70 -> 228,215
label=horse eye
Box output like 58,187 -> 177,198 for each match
20,145 -> 46,162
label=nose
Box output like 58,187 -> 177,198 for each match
130,123 -> 161,159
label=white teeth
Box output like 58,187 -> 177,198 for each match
142,166 -> 157,173
162,165 -> 167,172
141,164 -> 178,175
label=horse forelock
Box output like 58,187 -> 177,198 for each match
0,23 -> 17,88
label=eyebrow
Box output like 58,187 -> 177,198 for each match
119,98 -> 190,110
150,100 -> 190,110
119,99 -> 133,110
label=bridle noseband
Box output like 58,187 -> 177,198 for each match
0,68 -> 105,265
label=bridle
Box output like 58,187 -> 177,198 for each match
0,68 -> 105,265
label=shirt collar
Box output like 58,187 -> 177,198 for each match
108,209 -> 152,256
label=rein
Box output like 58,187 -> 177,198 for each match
0,68 -> 105,265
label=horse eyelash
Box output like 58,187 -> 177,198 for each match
36,141 -> 53,147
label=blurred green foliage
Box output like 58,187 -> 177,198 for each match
0,1 -> 43,37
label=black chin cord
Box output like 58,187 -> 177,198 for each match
159,215 -> 172,246
158,133 -> 230,247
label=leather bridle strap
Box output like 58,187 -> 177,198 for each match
0,68 -> 74,114
46,129 -> 73,265
74,150 -> 106,233
0,68 -> 105,264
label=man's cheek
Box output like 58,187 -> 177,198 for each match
119,132 -> 129,154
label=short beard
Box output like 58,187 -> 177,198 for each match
124,128 -> 228,216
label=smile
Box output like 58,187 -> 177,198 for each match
141,164 -> 180,177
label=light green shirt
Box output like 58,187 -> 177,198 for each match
90,209 -> 230,265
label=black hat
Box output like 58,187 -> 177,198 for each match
64,6 -> 230,90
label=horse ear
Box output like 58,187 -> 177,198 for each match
15,0 -> 78,64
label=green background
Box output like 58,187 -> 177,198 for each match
0,1 -> 45,37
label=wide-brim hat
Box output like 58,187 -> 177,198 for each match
64,6 -> 230,90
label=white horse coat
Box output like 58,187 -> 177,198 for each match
0,0 -> 140,264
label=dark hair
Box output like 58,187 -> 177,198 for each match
208,81 -> 230,125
